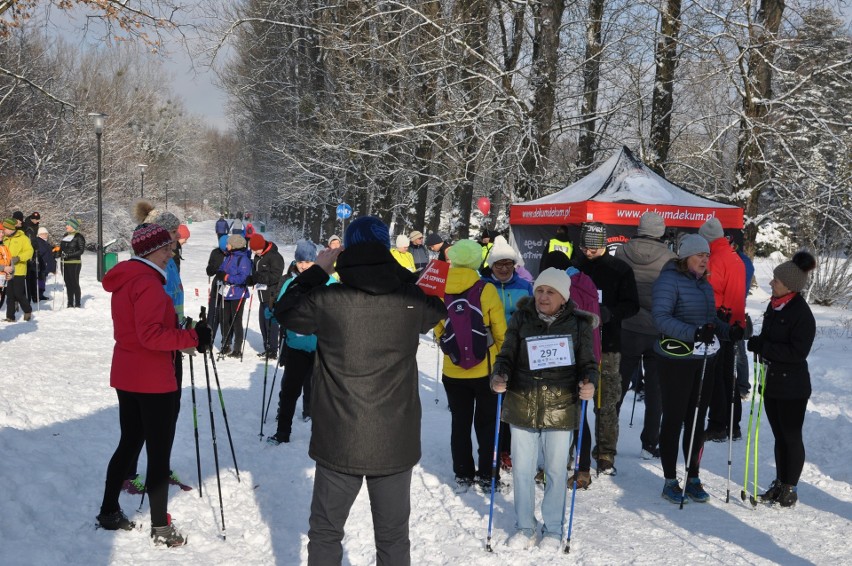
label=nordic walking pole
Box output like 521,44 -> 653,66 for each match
726,343 -> 739,503
485,393 -> 503,552
200,313 -> 226,539
750,359 -> 767,506
629,365 -> 641,428
259,314 -> 271,440
188,348 -> 203,496
681,348 -> 711,510
595,366 -> 602,477
205,312 -> 241,482
263,332 -> 287,423
565,397 -> 589,554
741,352 -> 760,503
434,333 -> 442,405
219,293 -> 245,360
240,291 -> 253,363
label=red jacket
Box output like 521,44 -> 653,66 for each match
707,238 -> 746,327
103,258 -> 199,393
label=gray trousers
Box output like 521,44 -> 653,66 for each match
308,464 -> 412,566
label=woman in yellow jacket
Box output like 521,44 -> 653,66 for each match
390,234 -> 416,272
435,239 -> 507,491
2,217 -> 34,322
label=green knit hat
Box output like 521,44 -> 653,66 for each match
65,218 -> 80,231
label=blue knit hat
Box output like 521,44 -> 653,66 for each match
295,240 -> 318,262
344,216 -> 390,248
219,234 -> 229,252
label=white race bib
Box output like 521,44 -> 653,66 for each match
218,284 -> 232,297
694,336 -> 721,356
527,335 -> 575,370
254,283 -> 268,291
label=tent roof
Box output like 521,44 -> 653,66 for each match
523,146 -> 738,209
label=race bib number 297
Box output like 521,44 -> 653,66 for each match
527,335 -> 575,370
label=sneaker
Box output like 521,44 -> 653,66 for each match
568,470 -> 592,489
505,529 -> 537,550
704,428 -> 727,442
732,428 -> 742,441
740,391 -> 751,401
759,479 -> 782,502
219,344 -> 232,356
500,451 -> 513,471
267,432 -> 290,445
97,509 -> 135,531
150,518 -> 186,547
534,468 -> 546,486
776,483 -> 798,507
3,318 -> 15,323
227,350 -> 242,358
685,477 -> 710,503
123,474 -> 146,494
640,445 -> 660,459
538,534 -> 562,552
596,459 -> 617,476
454,476 -> 475,494
23,312 -> 32,321
661,479 -> 687,504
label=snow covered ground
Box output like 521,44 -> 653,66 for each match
1,221 -> 849,565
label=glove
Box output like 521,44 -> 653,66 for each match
194,322 -> 212,353
490,373 -> 508,394
729,324 -> 745,342
213,272 -> 226,283
694,323 -> 716,345
264,306 -> 275,321
245,275 -> 255,287
578,380 -> 595,401
599,305 -> 612,324
746,336 -> 763,353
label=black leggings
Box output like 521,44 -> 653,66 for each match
442,375 -> 498,481
764,397 -> 808,486
222,298 -> 246,350
4,275 -> 31,318
276,347 -> 314,436
62,262 -> 82,307
101,389 -> 177,527
657,354 -> 716,479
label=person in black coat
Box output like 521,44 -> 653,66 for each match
248,233 -> 285,357
35,227 -> 57,300
748,252 -> 817,507
206,234 -> 229,344
23,212 -> 41,302
275,216 -> 446,566
59,218 -> 85,308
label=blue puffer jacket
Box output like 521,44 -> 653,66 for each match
219,248 -> 252,301
482,271 -> 534,323
651,260 -> 723,359
164,258 -> 184,323
274,274 -> 337,352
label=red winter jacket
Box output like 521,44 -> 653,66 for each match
707,237 -> 746,327
103,258 -> 199,393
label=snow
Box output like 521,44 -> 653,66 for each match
2,222 -> 850,565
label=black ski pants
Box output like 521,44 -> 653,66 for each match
4,275 -> 31,318
658,354 -> 716,480
442,375 -> 499,481
101,388 -> 177,527
764,396 -> 808,486
221,298 -> 246,351
62,261 -> 82,307
275,346 -> 314,437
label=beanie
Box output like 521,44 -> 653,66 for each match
425,233 -> 443,247
540,250 -> 572,272
773,251 -> 817,293
446,239 -> 482,270
177,224 -> 190,241
408,230 -> 424,242
295,240 -> 318,262
131,224 -> 173,257
487,235 -> 517,264
152,211 -> 181,232
637,212 -> 666,238
534,267 -> 572,302
29,211 -> 41,221
698,217 -> 724,242
396,234 -> 410,248
249,233 -> 266,252
38,226 -> 49,236
344,216 -> 390,248
12,211 -> 24,222
2,218 -> 16,230
328,234 -> 341,246
227,234 -> 247,250
66,218 -> 80,231
677,233 -> 710,259
218,234 -> 229,252
580,222 -> 608,249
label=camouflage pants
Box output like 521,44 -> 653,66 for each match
593,352 -> 622,463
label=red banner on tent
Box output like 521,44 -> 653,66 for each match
510,201 -> 743,229
416,259 -> 449,297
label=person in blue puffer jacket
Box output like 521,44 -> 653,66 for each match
216,234 -> 252,357
652,234 -> 741,505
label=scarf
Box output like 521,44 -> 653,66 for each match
770,292 -> 797,311
537,303 -> 567,327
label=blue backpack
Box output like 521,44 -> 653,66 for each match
439,280 -> 491,369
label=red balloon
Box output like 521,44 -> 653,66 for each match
476,197 -> 491,216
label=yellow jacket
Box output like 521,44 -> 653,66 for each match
435,267 -> 507,378
390,248 -> 416,272
2,230 -> 34,276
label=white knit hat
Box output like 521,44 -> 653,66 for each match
487,235 -> 517,264
533,267 -> 572,302
396,234 -> 410,248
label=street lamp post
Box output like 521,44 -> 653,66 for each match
183,184 -> 188,217
89,112 -> 107,282
165,180 -> 169,210
137,163 -> 147,198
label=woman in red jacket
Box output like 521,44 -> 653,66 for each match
96,224 -> 210,547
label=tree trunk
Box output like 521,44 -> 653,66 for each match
648,0 -> 683,175
577,0 -> 605,173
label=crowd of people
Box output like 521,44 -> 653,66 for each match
14,205 -> 813,560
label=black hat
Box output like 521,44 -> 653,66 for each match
425,233 -> 444,247
29,211 -> 41,221
13,211 -> 24,222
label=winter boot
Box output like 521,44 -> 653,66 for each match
640,445 -> 660,460
500,451 -> 513,472
150,516 -> 186,547
776,483 -> 798,507
23,312 -> 31,321
97,509 -> 135,531
685,477 -> 710,503
759,479 -> 782,503
596,458 -> 617,476
661,479 -> 687,504
568,470 -> 592,489
267,432 -> 290,445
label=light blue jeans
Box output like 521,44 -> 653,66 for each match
510,425 -> 572,537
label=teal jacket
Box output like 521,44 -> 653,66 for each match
275,274 -> 336,352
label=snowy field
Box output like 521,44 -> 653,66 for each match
1,220 -> 850,565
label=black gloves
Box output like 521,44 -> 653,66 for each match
195,322 -> 212,353
599,305 -> 612,324
694,323 -> 716,345
747,336 -> 763,353
729,324 -> 745,342
213,272 -> 226,283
